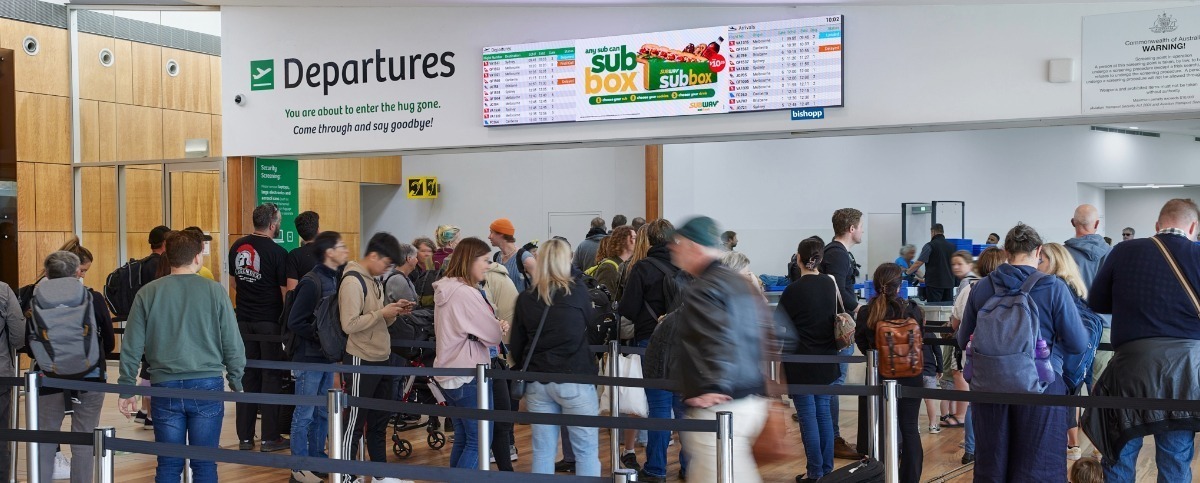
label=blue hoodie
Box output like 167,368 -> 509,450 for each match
957,264 -> 1088,378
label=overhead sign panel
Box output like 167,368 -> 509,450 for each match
1084,6 -> 1200,114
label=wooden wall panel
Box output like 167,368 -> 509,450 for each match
211,115 -> 222,158
0,19 -> 68,96
115,104 -> 163,161
162,109 -> 212,159
35,232 -> 71,274
300,158 -> 360,182
162,48 -> 211,114
131,42 -> 162,108
17,232 -> 36,287
210,56 -> 222,116
81,166 -> 107,232
343,233 -> 360,257
16,162 -> 35,232
100,167 -> 117,233
34,163 -> 73,232
338,181 -> 361,236
645,145 -> 662,221
97,102 -> 116,162
125,233 -> 149,265
79,99 -> 99,162
81,232 -> 117,294
16,92 -> 69,164
298,179 -> 338,230
359,156 -> 402,185
125,168 -> 163,233
113,39 -> 133,105
79,33 -> 116,103
167,171 -> 218,232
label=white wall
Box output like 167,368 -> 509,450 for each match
1105,186 -> 1200,240
664,126 -> 1200,278
362,146 -> 645,248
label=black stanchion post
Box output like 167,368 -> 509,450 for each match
24,372 -> 38,483
476,363 -> 490,472
716,411 -> 733,483
866,349 -> 880,459
93,427 -> 114,483
612,468 -> 639,482
328,388 -> 345,483
9,353 -> 18,483
882,380 -> 899,483
608,340 -> 620,473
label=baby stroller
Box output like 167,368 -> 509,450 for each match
389,309 -> 448,458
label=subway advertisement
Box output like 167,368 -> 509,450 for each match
482,16 -> 843,126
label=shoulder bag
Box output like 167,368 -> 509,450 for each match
753,307 -> 792,464
509,299 -> 552,400
831,275 -> 857,350
1150,236 -> 1200,318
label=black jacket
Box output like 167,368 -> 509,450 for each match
509,276 -> 598,376
923,234 -> 957,289
820,241 -> 859,313
673,261 -> 767,400
618,245 -> 679,341
287,263 -> 339,363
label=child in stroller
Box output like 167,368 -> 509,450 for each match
388,308 -> 448,458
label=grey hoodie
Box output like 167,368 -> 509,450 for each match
0,283 -> 24,378
1065,234 -> 1111,291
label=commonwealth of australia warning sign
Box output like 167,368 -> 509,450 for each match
407,177 -> 439,199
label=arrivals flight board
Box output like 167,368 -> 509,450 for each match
482,15 -> 843,126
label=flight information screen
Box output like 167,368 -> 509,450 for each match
482,15 -> 843,126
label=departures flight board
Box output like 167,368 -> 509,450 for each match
482,15 -> 843,126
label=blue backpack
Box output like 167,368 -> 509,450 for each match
969,271 -> 1050,394
1062,294 -> 1104,391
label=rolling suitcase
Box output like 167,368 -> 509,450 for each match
817,457 -> 884,483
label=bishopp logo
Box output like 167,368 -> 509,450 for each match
250,59 -> 274,91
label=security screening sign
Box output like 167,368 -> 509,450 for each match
255,158 -> 301,250
407,177 -> 439,199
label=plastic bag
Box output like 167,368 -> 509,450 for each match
599,353 -> 649,418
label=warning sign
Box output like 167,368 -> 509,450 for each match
407,177 -> 439,199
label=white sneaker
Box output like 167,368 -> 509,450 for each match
510,444 -> 519,461
372,478 -> 414,483
1067,446 -> 1082,461
927,425 -> 941,434
52,452 -> 70,480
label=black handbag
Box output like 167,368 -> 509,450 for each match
509,301 -> 552,399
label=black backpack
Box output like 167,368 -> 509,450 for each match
493,248 -> 532,289
104,255 -> 155,317
17,276 -> 44,321
641,257 -> 691,318
313,271 -> 368,362
279,271 -> 322,360
581,275 -> 619,346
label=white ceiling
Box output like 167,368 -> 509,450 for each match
179,0 -> 1181,6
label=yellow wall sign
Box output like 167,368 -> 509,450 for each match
407,177 -> 439,199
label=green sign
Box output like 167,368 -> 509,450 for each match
255,158 -> 299,250
251,59 -> 275,91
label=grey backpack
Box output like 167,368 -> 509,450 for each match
968,271 -> 1049,394
29,278 -> 102,378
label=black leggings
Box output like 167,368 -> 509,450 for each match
857,390 -> 924,483
491,379 -> 513,471
343,354 -> 394,464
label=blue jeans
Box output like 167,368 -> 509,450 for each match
963,405 -> 975,454
831,345 -> 854,438
291,370 -> 334,459
443,379 -> 492,469
644,389 -> 690,477
1104,430 -> 1195,483
151,377 -> 224,483
793,394 -> 834,478
526,382 -> 601,476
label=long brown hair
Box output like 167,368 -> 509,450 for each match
597,226 -> 634,265
443,237 -> 489,282
866,263 -> 905,330
623,219 -> 673,283
974,247 -> 1006,278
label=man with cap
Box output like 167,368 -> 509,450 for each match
488,218 -> 537,291
669,216 -> 770,483
132,224 -> 172,430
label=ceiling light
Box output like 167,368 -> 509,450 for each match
1121,184 -> 1185,189
1129,126 -> 1139,130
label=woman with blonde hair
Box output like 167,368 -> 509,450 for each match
509,239 -> 601,476
1038,242 -> 1104,462
432,225 -> 461,269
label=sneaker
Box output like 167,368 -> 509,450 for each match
928,425 -> 942,434
510,444 -> 519,461
142,419 -> 154,431
962,452 -> 976,465
371,478 -> 414,483
290,470 -> 323,483
239,440 -> 254,451
621,451 -> 641,470
52,452 -> 70,480
795,476 -> 819,483
637,470 -> 665,483
833,437 -> 864,460
554,460 -> 575,473
260,437 -> 290,452
1067,446 -> 1082,461
133,411 -> 148,425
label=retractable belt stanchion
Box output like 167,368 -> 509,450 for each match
608,340 -> 620,473
866,350 -> 880,460
9,353 -> 18,483
715,411 -> 733,483
92,427 -> 114,483
476,363 -> 490,472
612,468 -> 639,482
881,380 -> 900,483
328,388 -> 346,483
24,372 -> 39,483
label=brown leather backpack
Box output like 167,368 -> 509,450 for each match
875,317 -> 924,378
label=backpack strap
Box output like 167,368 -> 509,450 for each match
342,271 -> 371,312
1150,235 -> 1200,319
1017,270 -> 1048,295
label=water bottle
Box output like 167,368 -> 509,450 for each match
1035,338 -> 1053,383
963,335 -> 974,382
